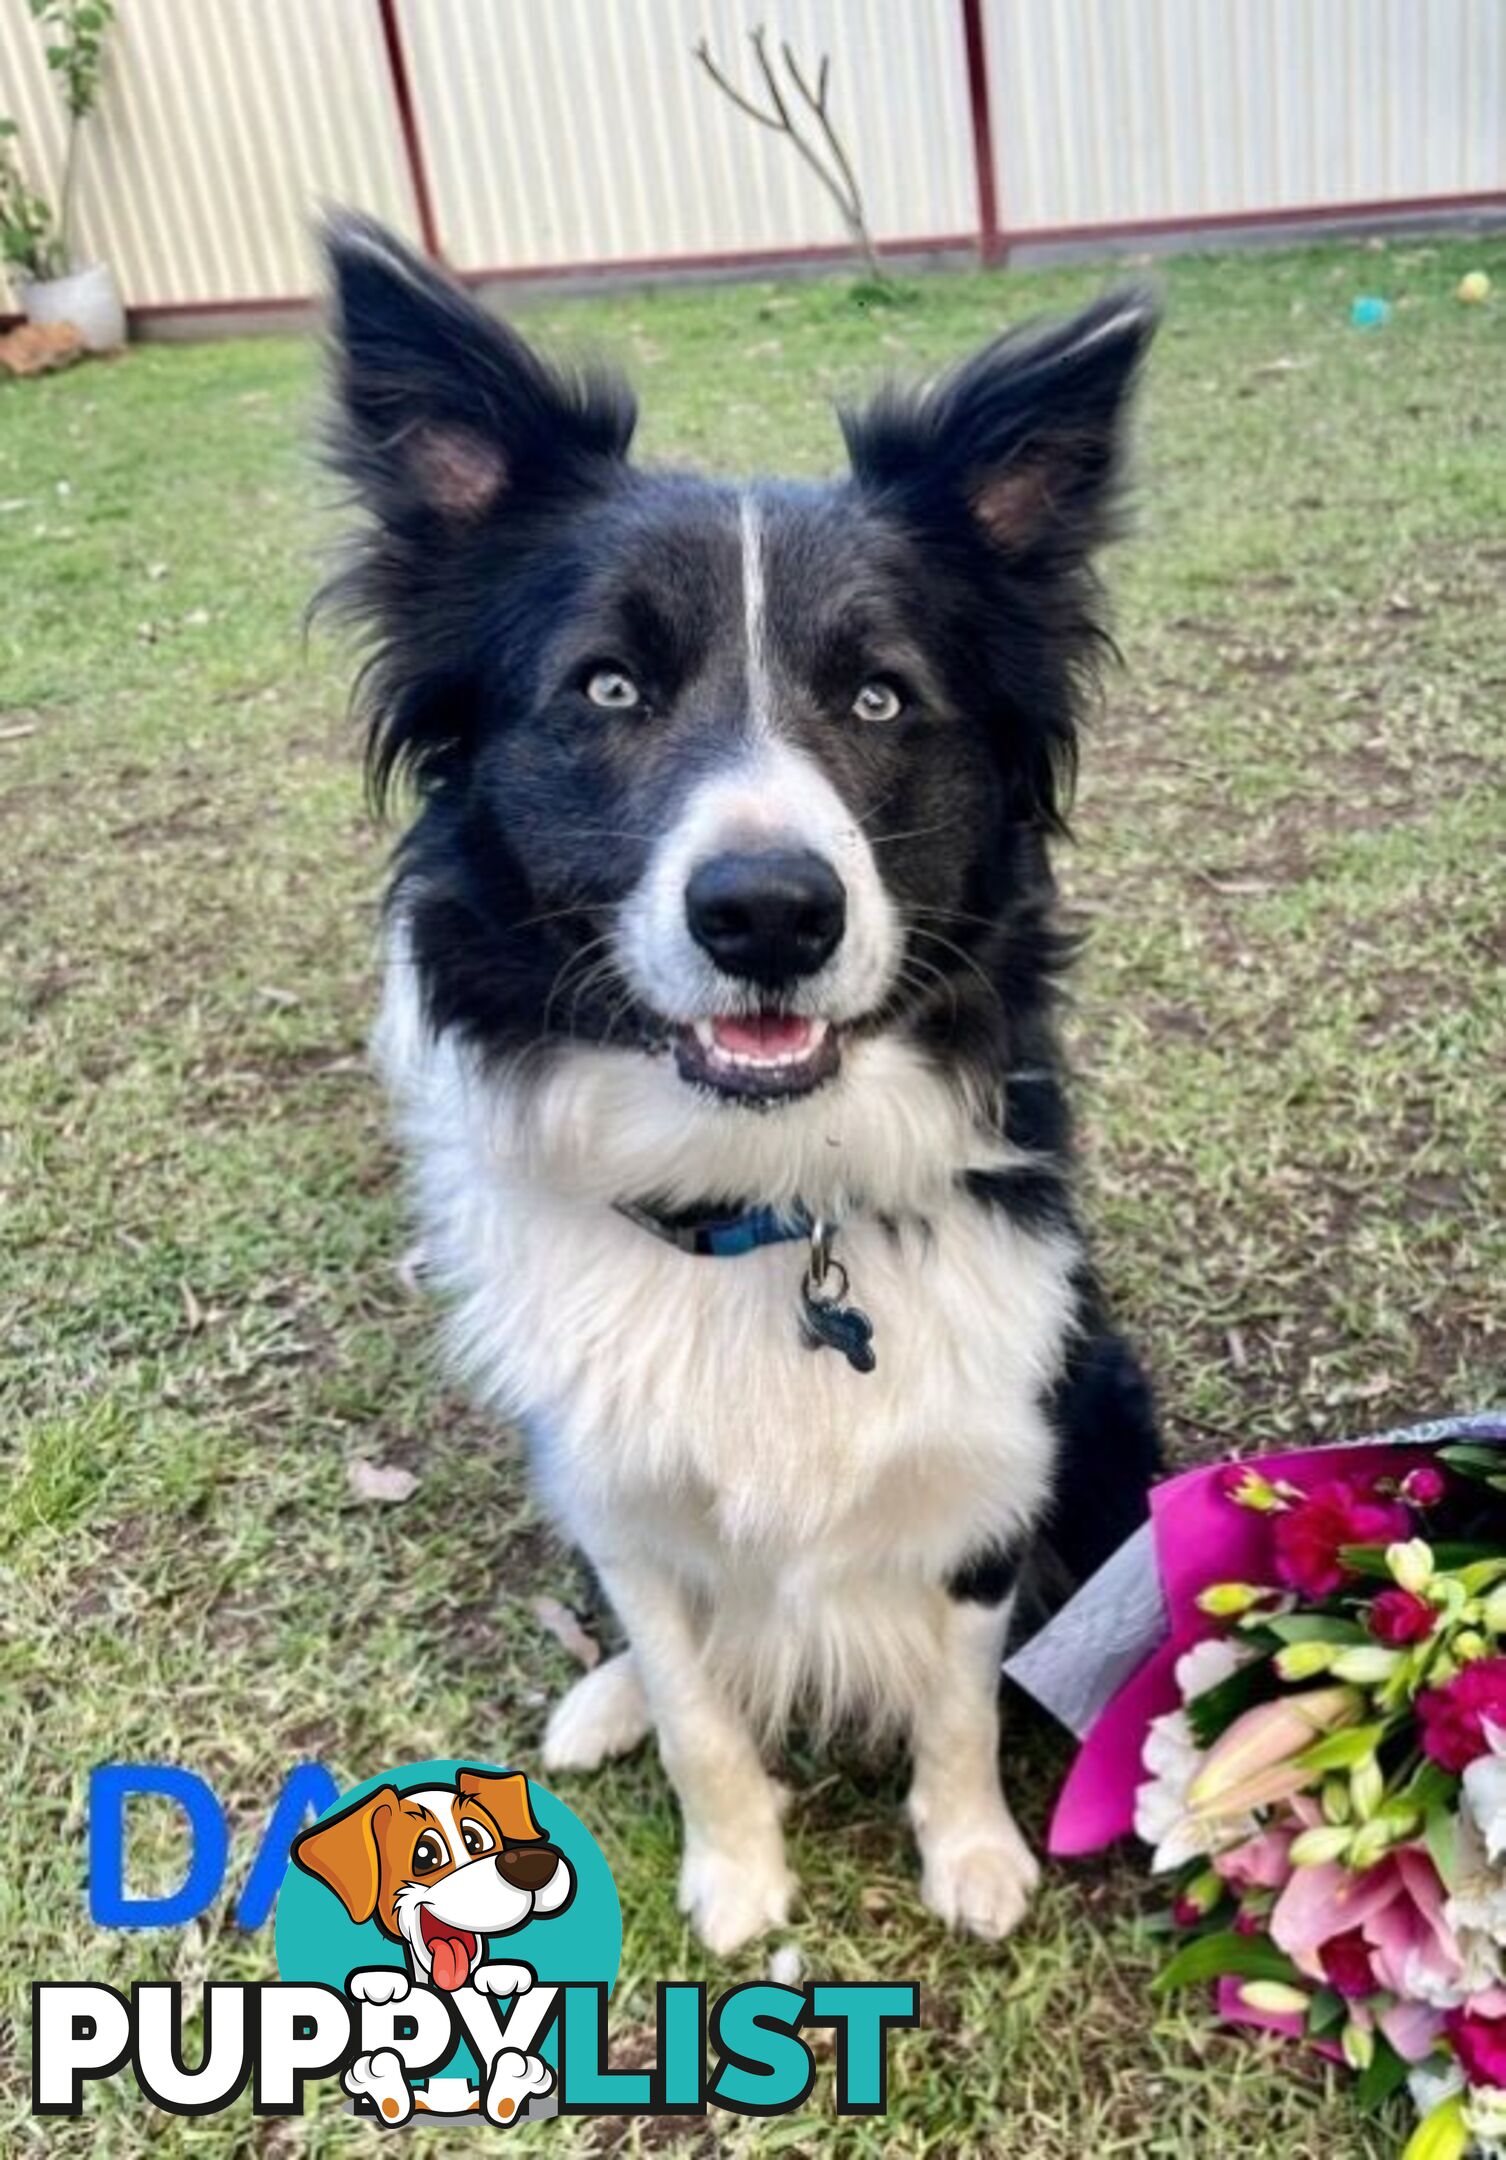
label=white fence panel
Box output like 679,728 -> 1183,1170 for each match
985,0 -> 1505,235
0,2 -> 1501,319
0,0 -> 420,312
395,0 -> 980,272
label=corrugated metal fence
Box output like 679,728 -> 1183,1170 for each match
2,0 -> 1502,319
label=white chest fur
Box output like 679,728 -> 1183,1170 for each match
376,955 -> 1077,1726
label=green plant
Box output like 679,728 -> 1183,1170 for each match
0,116 -> 61,280
28,0 -> 117,268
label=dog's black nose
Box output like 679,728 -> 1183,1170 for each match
497,1844 -> 559,1892
685,849 -> 846,985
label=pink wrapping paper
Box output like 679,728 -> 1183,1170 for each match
1048,1442 -> 1434,1857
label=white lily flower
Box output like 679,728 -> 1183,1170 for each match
1443,1807 -> 1506,1985
1408,2058 -> 1465,2121
1134,1640 -> 1254,1873
1464,1722 -> 1506,1868
1465,2085 -> 1506,2156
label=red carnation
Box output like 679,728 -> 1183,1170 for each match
1417,1658 -> 1506,1773
1447,2006 -> 1506,2088
1320,1929 -> 1377,2001
1270,1480 -> 1412,1600
1370,1588 -> 1438,1646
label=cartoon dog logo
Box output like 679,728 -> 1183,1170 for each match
292,1767 -> 574,2126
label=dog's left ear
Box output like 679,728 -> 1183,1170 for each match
290,1786 -> 399,1924
323,212 -> 636,530
457,1768 -> 546,1842
841,287 -> 1158,561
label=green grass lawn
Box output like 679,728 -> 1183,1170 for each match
3,234 -> 1503,2157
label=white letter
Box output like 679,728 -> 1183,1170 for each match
33,1984 -> 132,2114
255,1984 -> 352,2111
134,1984 -> 248,2113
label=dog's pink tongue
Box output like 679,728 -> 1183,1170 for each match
430,1934 -> 471,1992
712,1014 -> 812,1058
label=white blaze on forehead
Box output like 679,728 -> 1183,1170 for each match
740,492 -> 773,739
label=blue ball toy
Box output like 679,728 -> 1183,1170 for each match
1350,295 -> 1392,329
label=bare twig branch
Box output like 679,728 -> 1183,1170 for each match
692,37 -> 783,132
693,24 -> 889,286
780,39 -> 876,275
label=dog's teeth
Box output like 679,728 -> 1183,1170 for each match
693,1019 -> 718,1050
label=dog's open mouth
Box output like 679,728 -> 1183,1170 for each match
419,1906 -> 481,1991
673,1013 -> 840,1101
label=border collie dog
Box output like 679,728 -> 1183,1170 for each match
325,217 -> 1160,1955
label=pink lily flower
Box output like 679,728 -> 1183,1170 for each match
1271,1847 -> 1465,2017
1188,1687 -> 1360,1818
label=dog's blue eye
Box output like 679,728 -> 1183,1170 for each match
852,680 -> 903,723
585,668 -> 641,711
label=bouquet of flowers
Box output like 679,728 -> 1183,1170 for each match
1007,1413 -> 1506,2160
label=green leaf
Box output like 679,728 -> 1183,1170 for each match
1426,1803 -> 1459,1890
1439,1443 -> 1506,1473
1354,2034 -> 1410,2112
1341,1541 -> 1494,1578
1265,1614 -> 1372,1646
1295,1721 -> 1389,1773
1403,1761 -> 1459,1812
1307,1986 -> 1346,2037
1152,1930 -> 1302,1995
1185,1660 -> 1275,1748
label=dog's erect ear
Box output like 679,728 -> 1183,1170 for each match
290,1785 -> 399,1924
842,288 -> 1157,560
322,213 -> 636,528
457,1769 -> 545,1842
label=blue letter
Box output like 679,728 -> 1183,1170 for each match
709,1985 -> 813,2115
236,1763 -> 341,1929
809,1983 -> 918,2113
89,1765 -> 227,1928
559,1985 -> 652,2112
659,1984 -> 705,2110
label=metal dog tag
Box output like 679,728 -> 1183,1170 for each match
799,1221 -> 876,1375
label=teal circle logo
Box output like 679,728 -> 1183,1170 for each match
275,1760 -> 619,2124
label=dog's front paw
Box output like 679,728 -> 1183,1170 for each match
471,1961 -> 535,1997
917,1816 -> 1040,1942
543,1652 -> 650,1773
484,2046 -> 553,2126
343,2047 -> 413,2125
349,1967 -> 411,2006
679,1835 -> 795,1958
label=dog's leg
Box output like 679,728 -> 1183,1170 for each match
543,1650 -> 650,1772
906,1590 -> 1039,1941
594,1560 -> 794,1956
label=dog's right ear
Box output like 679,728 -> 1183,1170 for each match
322,213 -> 636,530
290,1785 -> 399,1925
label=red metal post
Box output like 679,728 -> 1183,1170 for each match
375,0 -> 444,260
960,0 -> 1004,263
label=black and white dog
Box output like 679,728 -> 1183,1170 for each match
324,217 -> 1160,1956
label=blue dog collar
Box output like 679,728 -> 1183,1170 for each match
613,1198 -> 814,1258
613,1199 -> 877,1373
